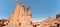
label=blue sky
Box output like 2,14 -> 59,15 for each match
0,0 -> 60,22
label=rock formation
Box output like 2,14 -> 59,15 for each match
0,19 -> 8,27
0,2 -> 60,27
7,2 -> 32,27
0,2 -> 32,27
56,14 -> 60,22
32,17 -> 60,27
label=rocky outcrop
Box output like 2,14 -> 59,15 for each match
56,14 -> 60,22
0,2 -> 60,27
0,2 -> 32,27
7,2 -> 32,27
32,17 -> 60,27
0,19 -> 8,27
56,14 -> 60,18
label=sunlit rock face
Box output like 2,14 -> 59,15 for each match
1,2 -> 60,27
36,22 -> 50,27
32,17 -> 60,27
7,2 -> 32,27
0,2 -> 32,27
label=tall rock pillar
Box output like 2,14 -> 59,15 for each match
9,2 -> 24,23
8,2 -> 33,27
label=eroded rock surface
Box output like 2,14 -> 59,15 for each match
8,2 -> 32,27
0,2 -> 60,27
